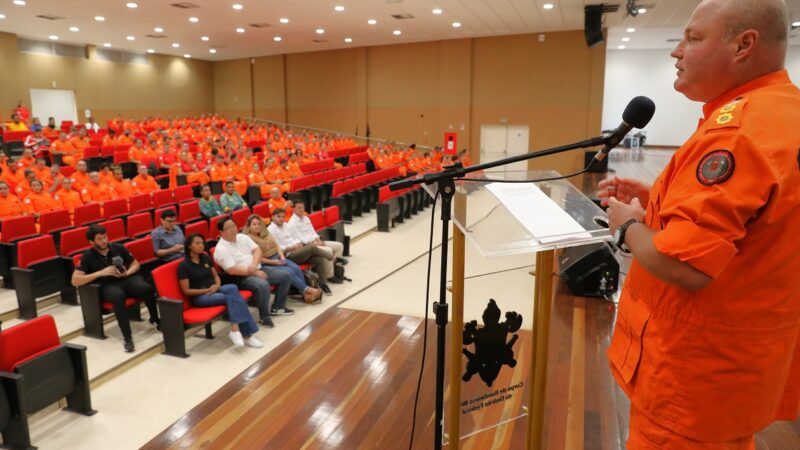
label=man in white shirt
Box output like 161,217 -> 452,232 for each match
288,200 -> 346,265
268,207 -> 334,295
213,217 -> 293,326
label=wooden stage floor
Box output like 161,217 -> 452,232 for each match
142,278 -> 799,450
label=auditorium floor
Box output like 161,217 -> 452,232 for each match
10,150 -> 799,449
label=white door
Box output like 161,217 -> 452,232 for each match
29,89 -> 79,126
479,124 -> 530,173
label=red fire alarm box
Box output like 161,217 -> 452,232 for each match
444,132 -> 457,155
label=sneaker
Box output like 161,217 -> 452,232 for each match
321,284 -> 333,296
261,317 -> 275,328
124,339 -> 135,353
244,336 -> 264,348
327,276 -> 344,284
149,318 -> 162,332
229,330 -> 245,348
270,307 -> 295,316
335,257 -> 349,266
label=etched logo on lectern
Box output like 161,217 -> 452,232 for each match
462,299 -> 522,387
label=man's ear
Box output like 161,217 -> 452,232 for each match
733,29 -> 758,62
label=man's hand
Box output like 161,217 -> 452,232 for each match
172,244 -> 183,253
598,177 -> 651,207
607,197 -> 646,235
206,283 -> 220,294
98,266 -> 120,278
247,263 -> 258,275
255,270 -> 268,280
276,257 -> 286,266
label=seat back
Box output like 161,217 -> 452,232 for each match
324,206 -> 341,226
83,147 -> 100,159
152,259 -> 190,310
0,315 -> 60,372
124,236 -> 157,263
154,205 -> 177,222
126,212 -> 153,238
152,189 -> 174,209
113,151 -> 131,164
184,220 -> 209,240
16,235 -> 57,269
252,202 -> 271,219
208,214 -> 229,240
378,185 -> 392,203
40,209 -> 73,235
309,211 -> 325,231
99,219 -> 126,243
173,185 -> 194,203
0,216 -> 38,243
178,200 -> 200,223
231,207 -> 250,230
128,193 -> 152,214
74,203 -> 102,226
102,198 -> 128,220
59,226 -> 90,256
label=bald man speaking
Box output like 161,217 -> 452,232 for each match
599,0 -> 800,448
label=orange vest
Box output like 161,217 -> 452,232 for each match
0,194 -> 26,219
608,70 -> 800,441
53,188 -> 84,212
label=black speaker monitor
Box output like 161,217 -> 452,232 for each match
558,242 -> 619,298
585,5 -> 605,47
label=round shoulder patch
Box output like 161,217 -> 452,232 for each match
697,150 -> 735,186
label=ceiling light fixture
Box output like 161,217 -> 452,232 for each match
13,0 -> 25,6
0,14 -> 5,19
103,43 -> 111,47
236,27 -> 245,33
232,3 -> 243,10
622,37 -> 630,42
618,45 -> 626,49
452,21 -> 461,28
201,36 -> 209,41
393,30 -> 401,35
126,36 -> 135,41
273,36 -> 282,42
184,54 -> 191,58
793,21 -> 800,27
189,17 -> 199,23
94,16 -> 105,21
147,49 -> 155,54
209,48 -> 217,54
344,37 -> 352,43
432,8 -> 442,15
172,42 -> 180,48
69,26 -> 79,32
154,27 -> 164,32
638,8 -> 647,14
48,35 -> 58,40
126,2 -> 138,8
316,28 -> 325,34
280,18 -> 289,24
626,27 -> 636,33
543,3 -> 554,9
334,5 -> 344,12
368,19 -> 377,25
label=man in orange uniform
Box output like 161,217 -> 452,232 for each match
69,160 -> 91,191
53,178 -> 84,213
131,164 -> 159,194
177,150 -> 210,185
0,181 -> 26,219
31,158 -> 52,188
15,148 -> 36,170
266,186 -> 292,220
109,166 -> 135,199
81,171 -> 114,204
601,1 -> 800,448
22,179 -> 59,217
51,132 -> 79,166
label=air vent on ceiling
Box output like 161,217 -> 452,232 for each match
386,0 -> 404,3
146,34 -> 168,39
312,39 -> 328,43
666,38 -> 681,42
391,13 -> 414,20
36,14 -> 65,21
249,23 -> 272,28
170,2 -> 200,9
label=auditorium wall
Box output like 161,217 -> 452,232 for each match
0,32 -> 214,125
219,30 -> 606,175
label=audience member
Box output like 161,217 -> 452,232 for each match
220,181 -> 246,212
152,209 -> 185,263
199,184 -> 224,218
289,200 -> 347,268
268,208 -> 333,296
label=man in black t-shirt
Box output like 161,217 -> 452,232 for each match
72,224 -> 161,352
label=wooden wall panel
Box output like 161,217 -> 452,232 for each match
213,58 -> 252,119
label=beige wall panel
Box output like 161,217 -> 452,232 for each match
253,55 -> 285,121
214,58 -> 252,116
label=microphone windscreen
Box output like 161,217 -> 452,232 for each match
622,96 -> 656,129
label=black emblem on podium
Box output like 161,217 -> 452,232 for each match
462,299 -> 523,387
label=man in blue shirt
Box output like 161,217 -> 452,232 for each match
151,209 -> 185,263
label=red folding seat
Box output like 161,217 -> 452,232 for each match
126,212 -> 153,238
113,151 -> 131,164
208,214 -> 228,241
12,235 -> 78,319
99,219 -> 128,245
177,200 -> 202,224
59,226 -> 91,257
309,211 -> 326,232
0,215 -> 39,288
83,147 -> 100,159
60,165 -> 77,177
152,189 -> 175,210
154,205 -> 177,223
102,197 -> 128,221
173,185 -> 194,204
39,209 -> 74,248
128,192 -> 153,215
124,236 -> 160,276
231,206 -> 251,230
252,202 -> 271,219
0,315 -> 95,449
183,220 -> 209,240
74,203 -> 103,227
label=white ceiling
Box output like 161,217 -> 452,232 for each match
0,0 -> 798,61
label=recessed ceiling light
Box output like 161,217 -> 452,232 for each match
184,54 -> 191,58
48,35 -> 58,40
126,36 -> 135,41
126,2 -> 138,8
638,8 -> 647,14
147,49 -> 155,54
232,3 -> 243,10
451,21 -> 461,28
0,14 -> 6,19
368,19 -> 377,25
622,37 -> 630,42
344,37 -> 352,43
209,48 -> 217,54
794,21 -> 800,27
334,5 -> 344,12
172,42 -> 180,48
94,16 -> 105,22
69,26 -> 79,32
103,43 -> 111,47
236,27 -> 245,33
432,8 -> 442,15
626,27 -> 636,33
393,30 -> 401,36
280,18 -> 289,24
201,36 -> 209,41
273,36 -> 282,42
316,28 -> 325,34
189,17 -> 199,23
154,27 -> 164,33
618,45 -> 626,49
13,0 -> 25,6
543,3 -> 554,9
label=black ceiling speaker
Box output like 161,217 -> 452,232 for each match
584,4 -> 620,48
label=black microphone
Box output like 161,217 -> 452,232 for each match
595,96 -> 656,161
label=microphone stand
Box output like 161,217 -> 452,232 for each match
389,134 -> 610,450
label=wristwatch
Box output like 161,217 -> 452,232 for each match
614,218 -> 642,253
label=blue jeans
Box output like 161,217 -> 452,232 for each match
193,284 -> 258,337
239,272 -> 290,319
263,254 -> 307,292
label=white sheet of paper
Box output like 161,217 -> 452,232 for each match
485,182 -> 591,244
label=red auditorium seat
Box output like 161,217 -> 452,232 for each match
74,203 -> 103,227
124,236 -> 160,275
128,192 -> 153,215
102,198 -> 129,221
12,235 -> 78,319
177,200 -> 202,224
0,315 -> 95,449
231,206 -> 251,230
154,205 -> 177,222
208,214 -> 229,242
152,189 -> 175,210
99,219 -> 128,245
252,202 -> 271,219
126,212 -> 154,239
184,220 -> 209,241
59,226 -> 91,257
39,208 -> 75,249
173,185 -> 195,204
0,215 -> 39,288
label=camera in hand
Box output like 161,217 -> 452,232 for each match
111,256 -> 125,273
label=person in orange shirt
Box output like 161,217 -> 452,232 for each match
264,157 -> 290,194
98,163 -> 114,185
47,164 -> 64,194
109,166 -> 135,199
601,1 -> 800,448
16,148 -> 36,170
266,186 -> 292,220
22,179 -> 59,217
131,164 -> 159,194
102,129 -> 119,147
177,150 -> 211,186
247,163 -> 271,199
458,149 -> 473,167
14,170 -> 36,199
0,181 -> 27,219
31,158 -> 52,187
80,171 -> 114,204
53,178 -> 84,213
69,160 -> 90,191
51,132 -> 79,166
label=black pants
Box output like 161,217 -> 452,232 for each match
100,275 -> 159,340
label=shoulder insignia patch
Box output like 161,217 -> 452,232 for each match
707,98 -> 748,131
697,150 -> 735,186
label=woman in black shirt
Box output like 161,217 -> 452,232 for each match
177,234 -> 262,348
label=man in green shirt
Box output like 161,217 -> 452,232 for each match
220,181 -> 246,212
199,184 -> 224,219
